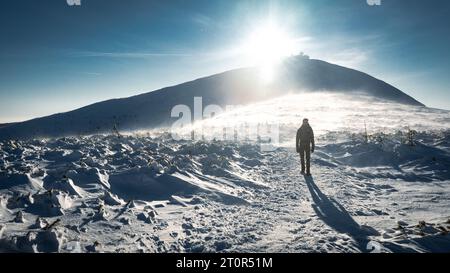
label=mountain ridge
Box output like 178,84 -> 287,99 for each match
0,57 -> 425,140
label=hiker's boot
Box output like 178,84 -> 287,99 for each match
300,170 -> 305,175
306,167 -> 311,176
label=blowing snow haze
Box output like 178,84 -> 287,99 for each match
0,56 -> 425,140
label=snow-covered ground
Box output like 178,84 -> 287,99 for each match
1,93 -> 449,253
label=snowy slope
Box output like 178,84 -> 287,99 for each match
1,93 -> 449,253
0,57 -> 423,141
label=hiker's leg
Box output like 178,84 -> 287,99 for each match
306,149 -> 311,174
299,150 -> 305,173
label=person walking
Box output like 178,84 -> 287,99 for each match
296,118 -> 315,176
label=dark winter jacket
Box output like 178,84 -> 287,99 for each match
296,124 -> 315,153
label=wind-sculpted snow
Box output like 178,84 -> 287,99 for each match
316,130 -> 450,182
0,135 -> 268,205
0,135 -> 273,252
0,94 -> 449,252
0,130 -> 449,252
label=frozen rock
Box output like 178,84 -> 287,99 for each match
66,167 -> 111,190
102,191 -> 125,206
143,205 -> 158,217
182,222 -> 194,230
148,210 -> 156,218
44,219 -> 62,230
27,190 -> 69,216
7,193 -> 33,209
118,217 -> 131,225
48,178 -> 86,197
34,228 -> 66,252
13,210 -> 26,223
214,240 -> 232,251
30,217 -> 49,229
137,212 -> 154,224
94,204 -> 108,221
86,241 -> 101,252
12,231 -> 38,252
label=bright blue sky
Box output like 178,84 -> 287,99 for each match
1,0 -> 450,122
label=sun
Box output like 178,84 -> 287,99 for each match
241,22 -> 299,83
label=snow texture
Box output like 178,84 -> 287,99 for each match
0,93 -> 449,252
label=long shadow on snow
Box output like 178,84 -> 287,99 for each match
304,176 -> 377,252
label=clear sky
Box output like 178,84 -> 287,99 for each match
1,0 -> 449,123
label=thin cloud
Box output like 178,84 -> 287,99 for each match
80,72 -> 102,76
324,48 -> 370,68
294,34 -> 380,69
72,51 -> 192,59
191,13 -> 213,28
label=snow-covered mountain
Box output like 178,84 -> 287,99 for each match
0,56 -> 424,141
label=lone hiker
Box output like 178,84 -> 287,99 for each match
296,118 -> 315,176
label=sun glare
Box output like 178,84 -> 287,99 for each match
241,22 -> 299,84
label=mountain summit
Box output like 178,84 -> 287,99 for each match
0,56 -> 424,140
